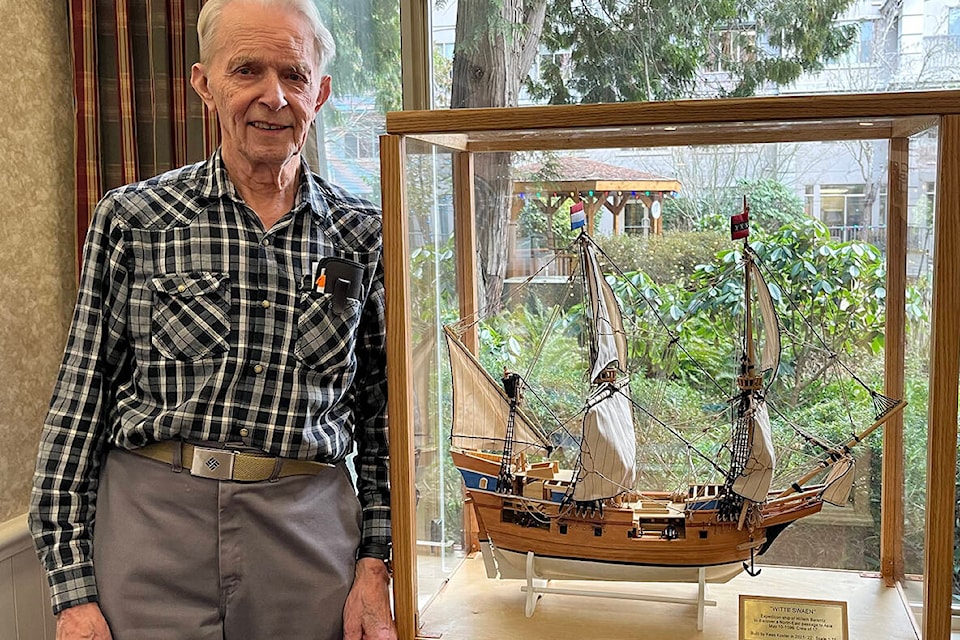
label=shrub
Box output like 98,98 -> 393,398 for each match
596,230 -> 728,286
696,178 -> 807,234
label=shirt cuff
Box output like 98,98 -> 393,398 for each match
46,562 -> 99,615
360,504 -> 391,551
357,541 -> 392,561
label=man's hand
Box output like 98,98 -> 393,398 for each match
56,602 -> 112,639
342,557 -> 398,640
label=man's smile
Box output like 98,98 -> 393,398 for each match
250,121 -> 289,130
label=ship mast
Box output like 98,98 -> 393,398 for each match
724,197 -> 778,521
499,370 -> 522,491
731,198 -> 763,495
737,244 -> 763,394
724,240 -> 761,521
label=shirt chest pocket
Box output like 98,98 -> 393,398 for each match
295,291 -> 362,371
150,272 -> 231,360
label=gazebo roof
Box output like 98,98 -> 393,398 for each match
513,156 -> 681,194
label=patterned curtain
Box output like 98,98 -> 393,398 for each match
70,0 -> 219,267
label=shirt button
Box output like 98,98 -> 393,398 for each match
177,284 -> 186,292
240,428 -> 250,437
261,300 -> 270,309
262,238 -> 271,246
253,364 -> 264,374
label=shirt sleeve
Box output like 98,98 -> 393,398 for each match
28,194 -> 130,614
351,256 -> 391,558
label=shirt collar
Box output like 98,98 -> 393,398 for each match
198,149 -> 332,227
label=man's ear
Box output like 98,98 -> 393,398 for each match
314,75 -> 332,115
190,63 -> 216,111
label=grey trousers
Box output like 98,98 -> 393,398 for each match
93,448 -> 362,639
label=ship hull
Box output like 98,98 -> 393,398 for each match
453,448 -> 824,583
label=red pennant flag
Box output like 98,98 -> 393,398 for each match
731,198 -> 750,240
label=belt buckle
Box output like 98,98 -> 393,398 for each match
190,446 -> 235,480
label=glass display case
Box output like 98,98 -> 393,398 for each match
379,91 -> 960,640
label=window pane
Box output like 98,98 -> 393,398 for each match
431,2 -> 960,109
821,195 -> 846,229
305,1 -> 400,205
405,145 -> 464,611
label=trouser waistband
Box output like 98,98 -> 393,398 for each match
127,440 -> 333,482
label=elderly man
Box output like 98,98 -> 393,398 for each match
29,1 -> 395,638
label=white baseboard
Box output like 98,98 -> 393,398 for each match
0,515 -> 56,640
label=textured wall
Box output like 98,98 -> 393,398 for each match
0,3 -> 76,523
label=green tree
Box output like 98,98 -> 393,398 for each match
527,0 -> 858,103
451,0 -> 858,310
451,0 -> 547,311
320,0 -> 401,113
696,178 -> 808,234
596,230 -> 728,285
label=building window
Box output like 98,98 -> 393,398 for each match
823,20 -> 877,66
820,184 -> 866,241
859,20 -> 875,63
623,202 -> 649,236
707,28 -> 757,72
533,50 -> 572,85
342,131 -> 378,160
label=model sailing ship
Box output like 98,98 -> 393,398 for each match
445,200 -> 905,585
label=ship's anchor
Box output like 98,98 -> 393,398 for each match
743,545 -> 761,576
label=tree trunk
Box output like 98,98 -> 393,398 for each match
451,0 -> 546,312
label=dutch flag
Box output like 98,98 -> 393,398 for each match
570,201 -> 585,230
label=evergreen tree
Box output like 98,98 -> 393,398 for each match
450,0 -> 858,308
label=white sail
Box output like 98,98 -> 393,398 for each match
583,242 -> 628,383
821,456 -> 856,506
749,261 -> 781,380
731,399 -> 775,502
444,326 -> 550,453
572,380 -> 636,501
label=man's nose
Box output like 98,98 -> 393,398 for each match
258,73 -> 288,110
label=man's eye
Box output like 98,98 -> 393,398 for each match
289,73 -> 305,82
236,67 -> 253,75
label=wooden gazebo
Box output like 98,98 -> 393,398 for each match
512,156 -> 681,236
507,156 -> 681,277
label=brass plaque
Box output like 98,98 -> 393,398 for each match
740,595 -> 848,640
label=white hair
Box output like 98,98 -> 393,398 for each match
197,0 -> 336,71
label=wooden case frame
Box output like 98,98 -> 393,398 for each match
379,90 -> 960,640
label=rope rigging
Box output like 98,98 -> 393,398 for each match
446,224 -> 902,505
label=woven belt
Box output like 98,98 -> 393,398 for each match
129,441 -> 332,482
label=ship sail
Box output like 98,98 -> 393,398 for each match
445,326 -> 551,453
571,238 -> 637,502
750,261 -> 781,380
583,238 -> 629,382
731,398 -> 775,502
572,379 -> 636,501
730,251 -> 780,502
820,456 -> 856,506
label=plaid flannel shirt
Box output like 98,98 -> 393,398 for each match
29,150 -> 390,614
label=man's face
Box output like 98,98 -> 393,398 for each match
190,1 -> 330,173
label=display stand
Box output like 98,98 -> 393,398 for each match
520,551 -> 716,630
